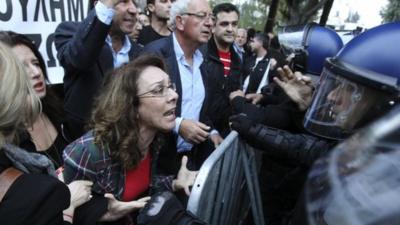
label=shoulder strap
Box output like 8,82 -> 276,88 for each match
0,167 -> 23,202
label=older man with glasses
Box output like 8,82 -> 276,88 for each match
143,0 -> 223,176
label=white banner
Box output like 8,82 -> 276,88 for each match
0,0 -> 90,83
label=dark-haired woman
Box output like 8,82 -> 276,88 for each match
0,31 -> 71,170
0,41 -> 92,225
63,54 -> 197,224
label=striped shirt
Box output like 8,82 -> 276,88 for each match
218,50 -> 231,77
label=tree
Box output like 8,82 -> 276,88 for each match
319,0 -> 334,26
238,1 -> 270,31
380,0 -> 400,23
264,0 -> 280,33
279,0 -> 328,25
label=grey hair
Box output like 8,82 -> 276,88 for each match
169,0 -> 192,30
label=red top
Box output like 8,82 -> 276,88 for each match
122,153 -> 151,201
218,50 -> 232,77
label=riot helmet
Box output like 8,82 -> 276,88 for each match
306,105 -> 400,225
304,22 -> 400,140
278,23 -> 343,76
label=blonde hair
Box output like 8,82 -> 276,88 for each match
0,42 -> 41,148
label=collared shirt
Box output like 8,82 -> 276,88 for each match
105,35 -> 132,68
96,1 -> 131,68
172,33 -> 206,152
95,1 -> 115,25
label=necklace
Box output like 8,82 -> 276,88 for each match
29,114 -> 62,168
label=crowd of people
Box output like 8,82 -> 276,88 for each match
0,0 -> 400,224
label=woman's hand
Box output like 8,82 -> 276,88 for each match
100,194 -> 150,221
172,156 -> 199,196
68,180 -> 93,208
63,180 -> 93,223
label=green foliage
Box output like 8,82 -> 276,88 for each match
208,0 -> 326,32
278,0 -> 327,25
380,0 -> 400,23
208,0 -> 270,31
238,1 -> 269,31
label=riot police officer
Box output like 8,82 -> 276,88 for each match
231,22 -> 400,224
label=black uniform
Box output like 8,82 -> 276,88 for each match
230,114 -> 337,225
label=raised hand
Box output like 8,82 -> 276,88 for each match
100,194 -> 151,221
274,65 -> 315,111
172,156 -> 199,196
179,119 -> 210,144
100,0 -> 122,8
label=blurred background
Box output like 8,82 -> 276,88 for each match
135,0 -> 394,34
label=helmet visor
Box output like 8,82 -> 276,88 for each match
304,67 -> 384,140
277,24 -> 309,56
306,107 -> 400,225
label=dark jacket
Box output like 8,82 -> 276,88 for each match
231,96 -> 302,133
0,145 -> 71,225
203,38 -> 243,136
245,54 -> 271,94
238,123 -> 335,167
54,9 -> 142,139
137,25 -> 169,46
244,50 -> 287,95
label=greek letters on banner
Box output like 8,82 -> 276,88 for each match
0,0 -> 90,83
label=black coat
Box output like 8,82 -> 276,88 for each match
244,50 -> 287,95
202,37 -> 243,136
245,54 -> 271,94
0,150 -> 71,225
54,9 -> 142,139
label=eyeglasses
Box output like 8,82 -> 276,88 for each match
181,12 -> 215,21
137,83 -> 177,98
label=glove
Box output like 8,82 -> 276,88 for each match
137,191 -> 207,225
229,113 -> 255,138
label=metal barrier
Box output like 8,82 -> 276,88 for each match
187,131 -> 265,225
